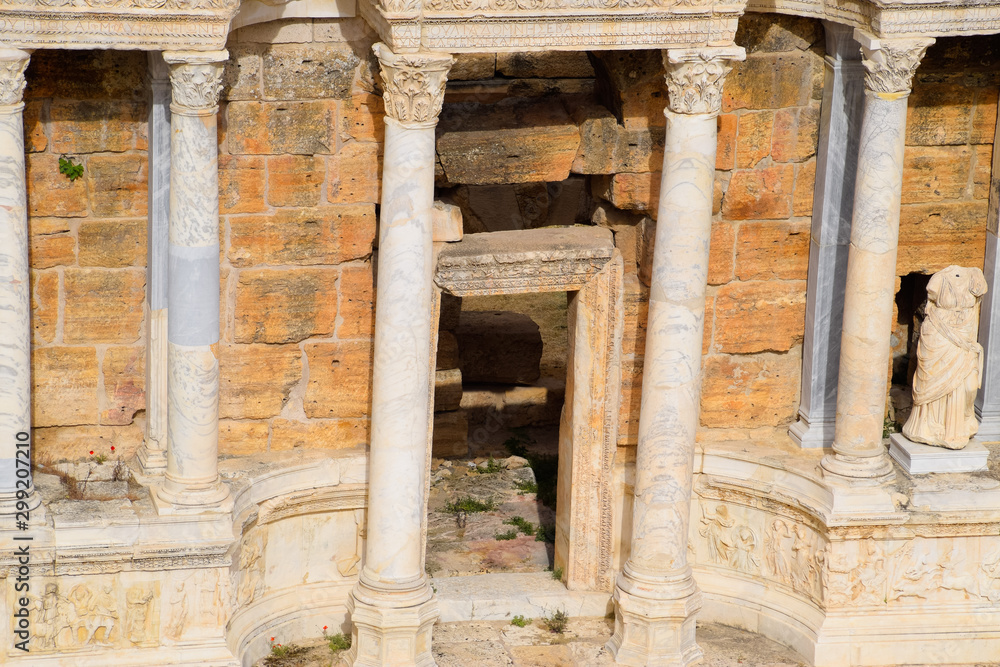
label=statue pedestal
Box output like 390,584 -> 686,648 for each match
889,433 -> 989,474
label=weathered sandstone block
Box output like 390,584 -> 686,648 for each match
235,268 -> 338,343
32,270 -> 58,344
78,219 -> 146,268
700,350 -> 801,428
229,205 -> 375,267
337,263 -> 375,339
271,418 -> 368,450
303,341 -> 372,419
32,347 -> 99,428
102,346 -> 145,426
435,368 -> 463,412
219,344 -> 302,420
63,268 -> 145,344
262,45 -> 358,101
712,281 -> 806,354
433,410 -> 469,458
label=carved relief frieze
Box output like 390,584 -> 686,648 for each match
437,257 -> 613,296
163,568 -> 230,642
764,518 -> 826,600
860,35 -> 934,94
233,530 -> 267,608
699,504 -> 761,575
337,508 -> 366,577
256,485 -> 367,526
20,577 -> 160,654
663,46 -> 745,116
373,44 -> 453,128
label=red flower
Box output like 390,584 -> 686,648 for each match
111,446 -> 115,452
323,626 -> 328,630
89,451 -> 94,455
270,637 -> 275,641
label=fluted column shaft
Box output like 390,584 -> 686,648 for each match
823,33 -> 933,484
150,50 -> 231,514
345,44 -> 453,667
608,46 -> 744,667
0,49 -> 39,520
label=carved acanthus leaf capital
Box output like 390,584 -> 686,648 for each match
663,46 -> 745,116
0,50 -> 31,107
374,44 -> 454,128
163,50 -> 228,113
857,32 -> 934,95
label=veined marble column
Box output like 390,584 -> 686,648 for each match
0,49 -> 40,521
344,44 -> 453,667
822,33 -> 933,485
789,22 -> 865,448
975,101 -> 1000,440
135,52 -> 171,478
608,46 -> 744,667
150,51 -> 231,515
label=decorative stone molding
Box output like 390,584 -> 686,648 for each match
163,50 -> 227,114
857,32 -> 934,95
0,49 -> 29,108
373,43 -> 453,128
663,46 -> 746,116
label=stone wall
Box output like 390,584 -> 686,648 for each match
27,19 -> 382,462
24,15 -> 998,462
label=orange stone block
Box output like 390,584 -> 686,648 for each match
219,344 -> 303,419
974,144 -> 993,200
78,219 -> 147,268
32,270 -> 59,344
905,83 -> 974,146
736,110 -> 774,169
721,164 -> 794,220
342,94 -> 385,145
337,262 -> 375,340
897,201 -> 987,275
735,220 -> 810,281
101,346 -> 145,426
328,142 -> 380,204
771,106 -> 820,163
271,418 -> 369,450
902,145 -> 972,204
29,218 -> 75,269
303,341 -> 373,419
219,155 -> 267,215
708,221 -> 737,286
86,154 -> 148,218
50,100 -> 145,154
700,350 -> 801,428
229,205 -> 376,267
24,100 -> 47,153
33,424 -> 144,463
712,280 -> 806,354
267,154 -> 324,208
716,113 -> 737,171
234,268 -> 338,343
792,159 -> 816,217
27,154 -> 88,218
63,268 -> 145,344
971,86 -> 999,145
219,420 -> 269,456
32,346 -> 99,428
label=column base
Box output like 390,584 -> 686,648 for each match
0,489 -> 44,530
820,451 -> 895,485
132,440 -> 168,483
974,409 -> 1000,443
342,576 -> 439,667
788,415 -> 835,449
150,479 -> 233,516
607,566 -> 703,667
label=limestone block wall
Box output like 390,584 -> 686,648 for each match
26,19 -> 383,463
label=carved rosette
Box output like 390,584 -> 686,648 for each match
662,46 -> 745,116
163,50 -> 228,114
0,50 -> 30,108
860,36 -> 935,95
373,43 -> 454,129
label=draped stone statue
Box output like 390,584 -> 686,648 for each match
902,265 -> 987,450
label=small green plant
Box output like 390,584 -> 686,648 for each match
542,609 -> 568,634
58,156 -> 84,181
551,566 -> 563,581
444,496 -> 497,513
495,528 -> 518,540
88,449 -> 108,465
504,516 -> 535,535
480,457 -> 504,474
510,615 -> 531,628
269,637 -> 291,658
513,479 -> 538,494
327,632 -> 351,652
882,415 -> 899,439
535,523 -> 555,543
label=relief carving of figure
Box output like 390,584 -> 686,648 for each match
125,586 -> 155,645
902,265 -> 987,449
33,584 -> 75,651
165,579 -> 189,640
764,519 -> 792,584
699,504 -> 736,565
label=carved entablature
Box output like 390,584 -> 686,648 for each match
435,226 -> 616,297
0,0 -> 238,51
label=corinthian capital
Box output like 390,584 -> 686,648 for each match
163,50 -> 228,114
856,31 -> 934,95
0,49 -> 30,108
663,46 -> 745,116
373,44 -> 453,129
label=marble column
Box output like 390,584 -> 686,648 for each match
344,44 -> 452,667
608,46 -> 744,667
789,22 -> 865,449
0,49 -> 40,521
975,101 -> 1000,441
150,51 -> 231,515
135,52 -> 171,478
821,33 -> 933,484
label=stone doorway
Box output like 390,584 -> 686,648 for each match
430,226 -> 624,592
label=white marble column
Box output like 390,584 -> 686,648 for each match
975,101 -> 1000,441
150,51 -> 231,515
345,44 -> 453,667
608,46 -> 744,667
789,22 -> 865,449
821,33 -> 933,485
135,52 -> 171,478
0,49 -> 40,521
